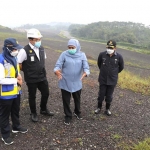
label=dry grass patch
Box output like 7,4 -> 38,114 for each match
118,70 -> 150,95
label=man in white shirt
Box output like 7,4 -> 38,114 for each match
17,28 -> 54,122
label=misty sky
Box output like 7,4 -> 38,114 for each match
0,0 -> 149,27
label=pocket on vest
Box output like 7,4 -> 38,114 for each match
2,85 -> 14,92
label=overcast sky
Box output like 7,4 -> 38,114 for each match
0,0 -> 149,27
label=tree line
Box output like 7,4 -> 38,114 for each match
68,21 -> 150,50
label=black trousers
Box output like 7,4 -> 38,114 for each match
97,84 -> 115,109
61,89 -> 81,119
26,80 -> 49,113
0,95 -> 21,139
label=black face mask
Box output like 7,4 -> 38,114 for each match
6,47 -> 14,53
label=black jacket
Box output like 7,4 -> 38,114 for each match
98,51 -> 124,85
22,44 -> 46,83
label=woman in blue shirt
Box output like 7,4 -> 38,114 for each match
54,39 -> 90,125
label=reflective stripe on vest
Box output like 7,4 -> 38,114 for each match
0,60 -> 19,96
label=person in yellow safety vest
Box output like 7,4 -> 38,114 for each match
0,38 -> 28,145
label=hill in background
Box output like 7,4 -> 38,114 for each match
15,22 -> 72,33
69,21 -> 150,50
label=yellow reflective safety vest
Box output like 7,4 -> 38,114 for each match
0,59 -> 20,97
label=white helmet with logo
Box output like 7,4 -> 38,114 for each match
27,28 -> 43,38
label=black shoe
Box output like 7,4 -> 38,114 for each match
64,117 -> 71,125
31,113 -> 38,122
74,113 -> 83,120
94,108 -> 101,114
2,137 -> 14,145
105,109 -> 111,116
40,109 -> 54,116
12,127 -> 28,133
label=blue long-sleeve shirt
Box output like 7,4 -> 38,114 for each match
54,50 -> 90,92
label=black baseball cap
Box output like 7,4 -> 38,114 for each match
106,40 -> 116,48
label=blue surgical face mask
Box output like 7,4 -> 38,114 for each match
34,41 -> 41,48
68,49 -> 77,55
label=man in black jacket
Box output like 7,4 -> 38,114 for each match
95,40 -> 124,115
17,28 -> 54,122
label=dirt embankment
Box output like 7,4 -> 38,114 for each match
0,33 -> 150,150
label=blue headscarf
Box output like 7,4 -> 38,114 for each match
66,39 -> 86,60
2,46 -> 18,77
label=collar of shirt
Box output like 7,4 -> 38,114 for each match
29,43 -> 40,60
29,43 -> 39,51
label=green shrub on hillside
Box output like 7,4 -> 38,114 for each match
69,21 -> 150,50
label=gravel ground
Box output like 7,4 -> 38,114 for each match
0,33 -> 150,150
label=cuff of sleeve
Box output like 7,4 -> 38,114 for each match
85,71 -> 90,77
54,68 -> 60,72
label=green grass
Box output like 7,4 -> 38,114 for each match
130,138 -> 150,150
0,32 -> 26,41
125,61 -> 150,69
121,47 -> 150,55
124,138 -> 150,150
77,138 -> 83,146
0,31 -> 27,48
59,31 -> 68,39
112,134 -> 122,140
87,38 -> 150,55
55,50 -> 63,53
134,100 -> 143,105
43,46 -> 51,49
118,70 -> 150,95
88,59 -> 150,95
88,59 -> 97,65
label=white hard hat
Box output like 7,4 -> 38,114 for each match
27,28 -> 43,38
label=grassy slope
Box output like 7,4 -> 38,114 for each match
0,26 -> 149,149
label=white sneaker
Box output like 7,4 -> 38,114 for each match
105,109 -> 111,116
74,113 -> 83,120
94,108 -> 101,114
2,137 -> 14,145
12,127 -> 28,133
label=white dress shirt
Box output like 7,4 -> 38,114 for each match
17,43 -> 46,63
